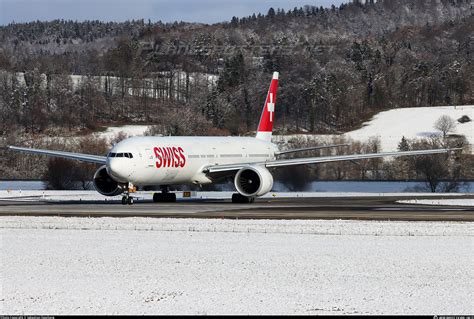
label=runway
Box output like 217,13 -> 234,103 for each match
0,195 -> 473,221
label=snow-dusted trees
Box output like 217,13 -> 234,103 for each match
43,136 -> 108,190
145,104 -> 214,136
391,135 -> 468,192
0,0 -> 472,138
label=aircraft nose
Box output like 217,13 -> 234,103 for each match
107,158 -> 130,183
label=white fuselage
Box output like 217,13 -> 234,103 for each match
106,136 -> 279,186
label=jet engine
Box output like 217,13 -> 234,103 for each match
93,165 -> 124,196
234,165 -> 273,197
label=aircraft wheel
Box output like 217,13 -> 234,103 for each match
121,196 -> 127,205
166,193 -> 176,202
153,192 -> 177,203
127,197 -> 134,205
232,193 -> 253,204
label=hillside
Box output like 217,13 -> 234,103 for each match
95,105 -> 474,153
0,0 -> 472,137
345,105 -> 474,152
0,0 -> 473,182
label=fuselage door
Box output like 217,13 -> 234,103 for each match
145,148 -> 155,168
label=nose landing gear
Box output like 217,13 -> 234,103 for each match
121,183 -> 136,205
121,196 -> 134,205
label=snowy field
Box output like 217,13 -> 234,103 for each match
273,105 -> 474,153
345,105 -> 474,152
1,217 -> 472,315
95,125 -> 151,142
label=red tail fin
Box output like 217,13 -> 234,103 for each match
256,72 -> 279,142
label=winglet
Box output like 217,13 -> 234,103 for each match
256,72 -> 279,142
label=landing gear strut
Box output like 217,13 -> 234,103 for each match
153,186 -> 177,203
232,193 -> 255,204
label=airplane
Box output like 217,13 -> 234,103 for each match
9,72 -> 460,205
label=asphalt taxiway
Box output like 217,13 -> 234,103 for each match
0,196 -> 473,221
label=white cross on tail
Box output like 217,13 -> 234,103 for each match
267,93 -> 275,122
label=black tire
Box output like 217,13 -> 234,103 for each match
232,193 -> 253,204
153,192 -> 177,203
127,197 -> 134,205
166,193 -> 176,202
121,196 -> 127,205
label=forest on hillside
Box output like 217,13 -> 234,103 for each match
0,0 -> 472,137
0,0 -> 472,184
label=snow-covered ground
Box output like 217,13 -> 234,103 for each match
1,217 -> 473,315
274,105 -> 474,153
95,125 -> 151,142
346,105 -> 473,152
399,199 -> 474,207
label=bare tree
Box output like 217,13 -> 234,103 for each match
408,137 -> 464,192
434,115 -> 456,140
146,103 -> 215,136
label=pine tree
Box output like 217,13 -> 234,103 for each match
267,8 -> 276,20
398,136 -> 410,151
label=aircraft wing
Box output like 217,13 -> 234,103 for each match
205,148 -> 460,174
8,146 -> 107,164
275,144 -> 349,155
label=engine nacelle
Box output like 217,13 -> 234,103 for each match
93,165 -> 124,196
234,165 -> 273,197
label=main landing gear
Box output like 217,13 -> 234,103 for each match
232,193 -> 255,204
153,186 -> 177,203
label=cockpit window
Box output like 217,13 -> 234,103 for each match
108,152 -> 133,159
